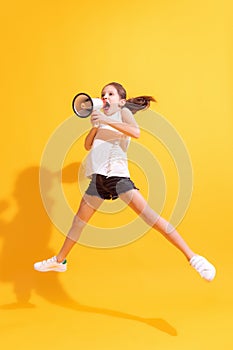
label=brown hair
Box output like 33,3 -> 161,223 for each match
125,95 -> 156,114
102,82 -> 156,114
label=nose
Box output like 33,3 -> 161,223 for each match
102,93 -> 108,99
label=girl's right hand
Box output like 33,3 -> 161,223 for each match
91,120 -> 99,128
91,110 -> 109,128
90,113 -> 100,128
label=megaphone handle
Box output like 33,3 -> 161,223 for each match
92,106 -> 102,128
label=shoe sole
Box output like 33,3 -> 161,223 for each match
34,266 -> 67,272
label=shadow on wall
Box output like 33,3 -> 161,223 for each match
0,164 -> 177,336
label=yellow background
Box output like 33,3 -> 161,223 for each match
0,0 -> 232,349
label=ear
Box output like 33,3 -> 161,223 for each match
119,99 -> 126,107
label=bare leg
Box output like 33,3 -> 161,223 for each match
56,194 -> 104,262
119,190 -> 195,260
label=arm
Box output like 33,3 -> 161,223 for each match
84,127 -> 98,151
91,108 -> 140,138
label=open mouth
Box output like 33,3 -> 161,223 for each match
103,101 -> 110,111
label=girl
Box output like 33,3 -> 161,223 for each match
34,82 -> 216,281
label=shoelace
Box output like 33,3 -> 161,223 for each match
192,257 -> 210,272
42,257 -> 56,265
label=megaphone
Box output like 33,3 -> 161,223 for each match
72,92 -> 104,118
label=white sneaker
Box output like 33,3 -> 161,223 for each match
190,255 -> 216,281
34,256 -> 67,272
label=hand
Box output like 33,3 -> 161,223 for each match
90,110 -> 108,127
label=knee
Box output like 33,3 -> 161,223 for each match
154,217 -> 175,234
72,215 -> 86,229
139,207 -> 159,227
140,209 -> 175,235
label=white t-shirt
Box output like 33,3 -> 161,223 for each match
85,111 -> 130,178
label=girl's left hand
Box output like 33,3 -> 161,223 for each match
91,111 -> 108,126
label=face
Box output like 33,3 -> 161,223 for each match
101,85 -> 125,115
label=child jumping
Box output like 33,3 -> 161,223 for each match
34,82 -> 216,281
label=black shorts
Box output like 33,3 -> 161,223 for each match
85,174 -> 139,200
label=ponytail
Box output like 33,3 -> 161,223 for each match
124,96 -> 156,114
